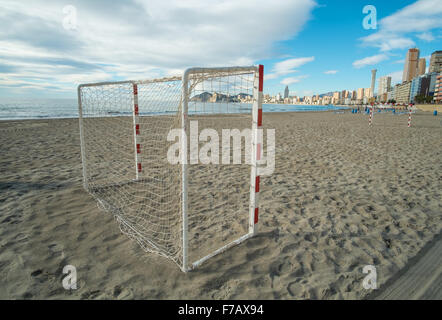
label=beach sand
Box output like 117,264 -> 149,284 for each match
0,110 -> 441,299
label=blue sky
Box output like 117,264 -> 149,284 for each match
263,0 -> 442,96
0,0 -> 441,98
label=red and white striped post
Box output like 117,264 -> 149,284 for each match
368,104 -> 374,126
407,105 -> 412,127
133,83 -> 142,180
250,64 -> 263,235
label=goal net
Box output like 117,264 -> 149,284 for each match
78,65 -> 263,272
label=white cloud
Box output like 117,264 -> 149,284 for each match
273,57 -> 315,74
324,70 -> 338,74
361,32 -> 415,52
360,0 -> 442,51
380,37 -> 416,52
281,77 -> 302,85
379,0 -> 442,33
266,56 -> 314,80
0,0 -> 317,93
387,70 -> 403,84
265,70 -> 298,80
417,32 -> 435,42
280,75 -> 308,85
352,54 -> 389,69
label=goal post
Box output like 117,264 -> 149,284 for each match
78,65 -> 264,272
132,83 -> 141,180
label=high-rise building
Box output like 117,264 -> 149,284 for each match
409,72 -> 438,103
434,73 -> 442,103
403,48 -> 420,82
364,88 -> 372,98
341,90 -> 350,99
370,69 -> 377,97
418,58 -> 426,75
378,76 -> 391,96
284,86 -> 289,99
395,81 -> 412,104
429,51 -> 442,73
410,75 -> 427,103
388,86 -> 396,102
428,72 -> 439,96
357,88 -> 364,100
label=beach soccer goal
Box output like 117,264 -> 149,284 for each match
78,65 -> 264,272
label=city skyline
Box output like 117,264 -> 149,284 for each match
266,45 -> 440,106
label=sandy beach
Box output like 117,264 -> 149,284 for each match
0,110 -> 441,299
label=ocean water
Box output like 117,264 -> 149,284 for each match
0,98 -> 78,120
0,98 -> 346,120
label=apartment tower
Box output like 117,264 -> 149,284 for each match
429,51 -> 442,73
370,69 -> 377,98
403,48 -> 420,82
418,58 -> 426,75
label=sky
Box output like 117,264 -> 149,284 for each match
0,0 -> 441,98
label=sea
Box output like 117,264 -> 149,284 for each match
0,98 -> 347,120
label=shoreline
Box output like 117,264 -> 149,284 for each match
0,109 -> 347,123
0,102 -> 349,122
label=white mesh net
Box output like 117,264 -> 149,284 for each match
78,66 -> 259,270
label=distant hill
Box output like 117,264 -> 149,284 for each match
190,92 -> 213,102
318,92 -> 334,97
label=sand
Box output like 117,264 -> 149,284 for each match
372,231 -> 442,299
415,104 -> 442,113
0,110 -> 441,299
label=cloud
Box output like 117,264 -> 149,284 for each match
0,0 -> 317,94
387,70 -> 403,84
280,75 -> 308,85
379,38 -> 415,52
360,0 -> 442,51
416,32 -> 435,41
379,0 -> 442,33
265,70 -> 297,80
324,70 -> 338,74
281,77 -> 302,85
361,32 -> 415,52
266,56 -> 315,80
352,54 -> 389,69
273,57 -> 315,74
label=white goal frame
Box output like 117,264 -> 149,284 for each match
78,65 -> 264,272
